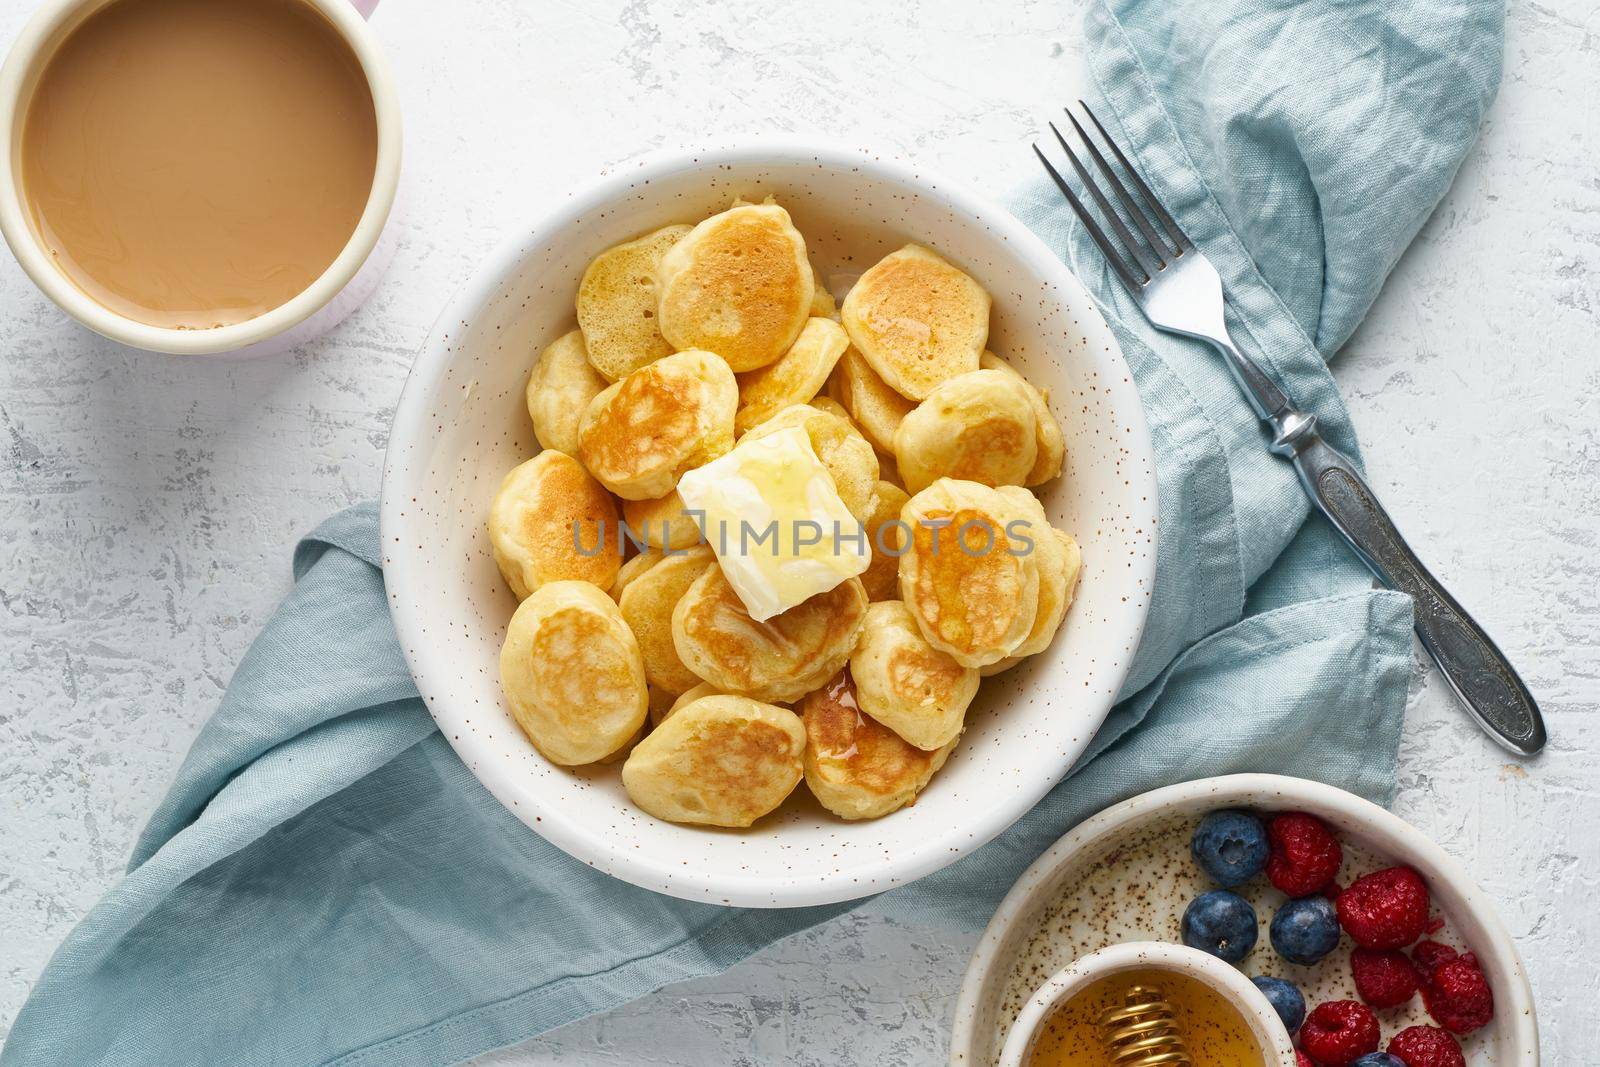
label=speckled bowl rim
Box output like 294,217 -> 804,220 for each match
950,773 -> 1539,1065
382,140 -> 1158,908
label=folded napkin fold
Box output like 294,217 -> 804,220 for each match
1,0 -> 1501,1062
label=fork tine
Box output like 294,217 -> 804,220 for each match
1032,143 -> 1144,294
1048,121 -> 1162,281
1065,108 -> 1174,261
1079,100 -> 1192,253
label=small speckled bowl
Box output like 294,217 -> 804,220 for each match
997,942 -> 1296,1067
381,142 -> 1157,908
951,774 -> 1539,1065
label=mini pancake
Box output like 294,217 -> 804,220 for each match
860,480 -> 910,602
898,478 -> 1040,668
981,350 -> 1065,486
672,566 -> 868,704
576,224 -> 692,381
500,580 -> 648,765
877,450 -> 905,491
622,694 -> 805,827
806,394 -> 856,428
827,344 -> 915,454
489,451 -> 621,599
849,600 -> 978,750
734,317 -> 849,435
840,243 -> 990,400
801,670 -> 956,820
622,488 -> 704,550
810,275 -> 838,318
527,330 -> 608,455
658,680 -> 722,726
618,544 -> 716,695
595,722 -> 647,765
644,686 -> 677,729
610,549 -> 662,601
740,402 -> 879,523
578,349 -> 737,500
893,368 -> 1038,494
996,487 -> 1082,659
656,202 -> 815,371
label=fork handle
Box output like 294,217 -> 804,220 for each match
1289,434 -> 1547,755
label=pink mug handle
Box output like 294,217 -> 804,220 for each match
348,0 -> 379,17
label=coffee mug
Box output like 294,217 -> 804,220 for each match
0,0 -> 401,357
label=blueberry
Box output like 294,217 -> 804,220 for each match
1190,810 -> 1269,887
1250,975 -> 1306,1033
1270,896 -> 1341,964
1181,890 -> 1258,963
1351,1056 -> 1406,1067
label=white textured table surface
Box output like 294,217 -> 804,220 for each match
2,0 -> 1596,1062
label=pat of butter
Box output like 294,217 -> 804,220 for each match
677,425 -> 870,621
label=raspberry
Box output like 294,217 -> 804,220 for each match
1387,1025 -> 1466,1067
1300,1000 -> 1380,1065
1421,955 -> 1494,1033
1297,1054 -> 1316,1067
1410,940 -> 1457,978
1338,867 -> 1429,948
1266,812 -> 1343,897
1351,947 -> 1420,1008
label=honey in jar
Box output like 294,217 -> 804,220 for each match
1025,968 -> 1267,1067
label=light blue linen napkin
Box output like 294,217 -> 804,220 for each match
1,0 -> 1501,1062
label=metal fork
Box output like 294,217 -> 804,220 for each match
1036,102 -> 1547,755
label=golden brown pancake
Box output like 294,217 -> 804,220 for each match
488,451 -> 621,599
990,490 -> 1083,668
527,329 -> 608,455
998,488 -> 1072,650
577,349 -> 737,499
806,394 -> 856,428
656,203 -> 815,371
576,224 -> 692,381
644,686 -> 677,729
622,694 -> 805,827
810,274 -> 838,318
618,544 -> 716,694
610,549 -> 662,601
860,480 -> 910,602
981,350 -> 1065,486
849,600 -> 978,750
658,680 -> 722,725
500,581 -> 648,765
801,670 -> 956,820
622,488 -> 704,551
595,723 -> 646,765
739,402 -> 879,523
827,344 -> 916,455
671,566 -> 868,704
893,368 -> 1039,493
898,478 -> 1040,668
877,450 -> 905,491
840,243 -> 990,400
734,316 -> 849,435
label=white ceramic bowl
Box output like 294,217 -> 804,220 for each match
997,942 -> 1296,1067
952,774 -> 1539,1065
381,142 -> 1157,908
0,0 -> 402,356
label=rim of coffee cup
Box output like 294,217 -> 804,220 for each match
0,0 -> 402,355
